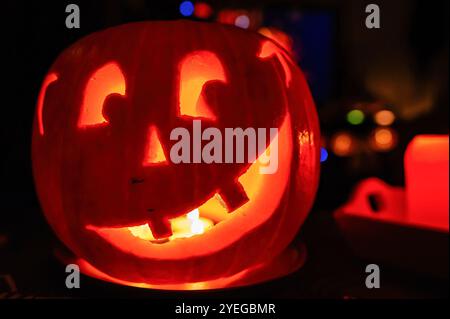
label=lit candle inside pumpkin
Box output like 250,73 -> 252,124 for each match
404,135 -> 449,231
128,208 -> 214,242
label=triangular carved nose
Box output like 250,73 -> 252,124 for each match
142,125 -> 167,165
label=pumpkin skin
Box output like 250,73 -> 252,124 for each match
32,21 -> 320,286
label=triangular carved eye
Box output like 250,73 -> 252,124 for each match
178,51 -> 227,120
77,62 -> 126,128
142,125 -> 167,165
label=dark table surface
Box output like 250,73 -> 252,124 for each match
0,204 -> 448,299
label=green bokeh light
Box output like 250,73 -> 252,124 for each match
347,109 -> 365,125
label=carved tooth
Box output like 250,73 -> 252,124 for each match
148,217 -> 172,239
218,180 -> 249,213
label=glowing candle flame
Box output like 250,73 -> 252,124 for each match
128,208 -> 213,242
187,209 -> 204,235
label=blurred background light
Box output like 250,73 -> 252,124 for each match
331,132 -> 355,157
320,147 -> 329,162
374,109 -> 396,126
371,127 -> 397,152
179,1 -> 194,17
235,14 -> 250,29
217,9 -> 261,30
194,2 -> 212,19
346,109 -> 365,125
217,9 -> 239,25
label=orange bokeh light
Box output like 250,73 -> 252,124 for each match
372,127 -> 397,151
374,109 -> 395,126
331,132 -> 355,156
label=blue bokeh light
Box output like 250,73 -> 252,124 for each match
320,147 -> 328,162
179,1 -> 194,17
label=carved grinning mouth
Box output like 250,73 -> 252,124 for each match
85,112 -> 292,256
123,193 -> 228,243
142,178 -> 250,240
86,172 -> 253,244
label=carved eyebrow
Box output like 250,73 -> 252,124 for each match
178,51 -> 227,120
77,62 -> 126,128
258,40 -> 292,88
37,72 -> 59,135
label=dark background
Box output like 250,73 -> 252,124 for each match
1,0 -> 448,298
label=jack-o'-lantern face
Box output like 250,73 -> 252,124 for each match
32,21 -> 320,288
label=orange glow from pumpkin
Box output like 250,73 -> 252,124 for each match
37,72 -> 58,135
32,20 -> 320,291
142,125 -> 167,165
76,256 -> 251,290
73,240 -> 305,290
258,40 -> 292,87
179,51 -> 227,120
78,62 -> 126,127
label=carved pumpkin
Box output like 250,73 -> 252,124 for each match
32,21 -> 320,288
